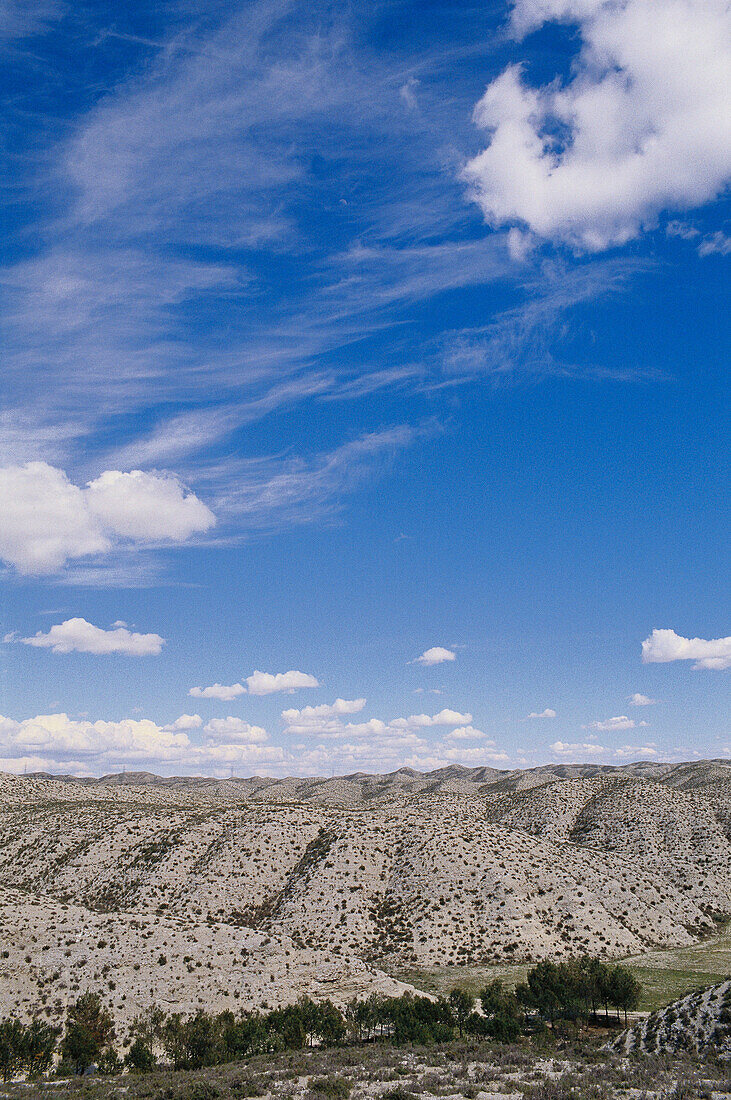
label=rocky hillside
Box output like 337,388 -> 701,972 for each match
613,980 -> 731,1055
2,760 -> 731,1026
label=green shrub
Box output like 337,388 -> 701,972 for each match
310,1075 -> 352,1100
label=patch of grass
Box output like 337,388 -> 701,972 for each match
391,923 -> 731,1012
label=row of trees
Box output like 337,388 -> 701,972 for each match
516,958 -> 642,1027
0,957 -> 643,1080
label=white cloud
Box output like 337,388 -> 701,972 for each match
85,469 -> 215,541
440,744 -> 510,764
443,725 -> 489,741
414,646 -> 456,666
628,692 -> 657,706
528,708 -> 556,719
399,77 -> 420,111
614,743 -> 658,758
391,709 -> 473,729
189,682 -> 246,701
551,741 -> 608,756
203,717 -> 268,743
282,707 -> 473,742
0,463 -> 110,574
0,711 -> 282,774
21,617 -> 164,656
0,462 -> 215,574
641,628 -> 731,670
246,670 -> 320,695
281,699 -> 366,722
698,231 -> 731,257
0,712 -> 190,761
463,0 -> 731,250
584,715 -> 635,732
164,714 -> 203,731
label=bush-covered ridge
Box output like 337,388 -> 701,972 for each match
613,978 -> 731,1055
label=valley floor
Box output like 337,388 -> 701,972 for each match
392,922 -> 731,1011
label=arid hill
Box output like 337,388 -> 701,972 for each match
2,760 -> 731,1031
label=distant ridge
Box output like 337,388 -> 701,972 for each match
20,757 -> 731,798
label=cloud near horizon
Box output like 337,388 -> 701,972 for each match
641,628 -> 731,670
0,705 -> 510,777
528,708 -> 556,719
551,741 -> 607,756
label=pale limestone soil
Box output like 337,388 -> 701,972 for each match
1,764 -> 731,1028
0,786 -> 718,968
614,979 -> 731,1055
0,886 -> 416,1035
482,775 -> 731,908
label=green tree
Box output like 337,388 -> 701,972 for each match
478,979 -> 523,1041
19,1018 -> 57,1078
607,965 -> 642,1024
61,993 -> 115,1074
448,988 -> 474,1037
124,1037 -> 156,1072
0,1019 -> 24,1083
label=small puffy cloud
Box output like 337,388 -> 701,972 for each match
85,469 -> 215,541
414,647 -> 456,666
21,617 -> 164,656
443,726 -> 489,741
246,670 -> 319,695
628,693 -> 657,707
642,628 -> 731,671
281,699 -> 366,722
164,714 -> 203,731
189,682 -> 245,701
551,741 -> 608,756
584,715 -> 635,732
528,708 -> 556,719
0,462 -> 215,575
463,0 -> 731,251
203,717 -> 268,743
614,744 -> 658,758
392,709 -> 473,729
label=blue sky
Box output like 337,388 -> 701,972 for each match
0,0 -> 728,776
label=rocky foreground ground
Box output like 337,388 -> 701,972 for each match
1,1034 -> 730,1100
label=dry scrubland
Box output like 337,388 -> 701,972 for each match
2,760 -> 731,1037
3,1035 -> 731,1100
